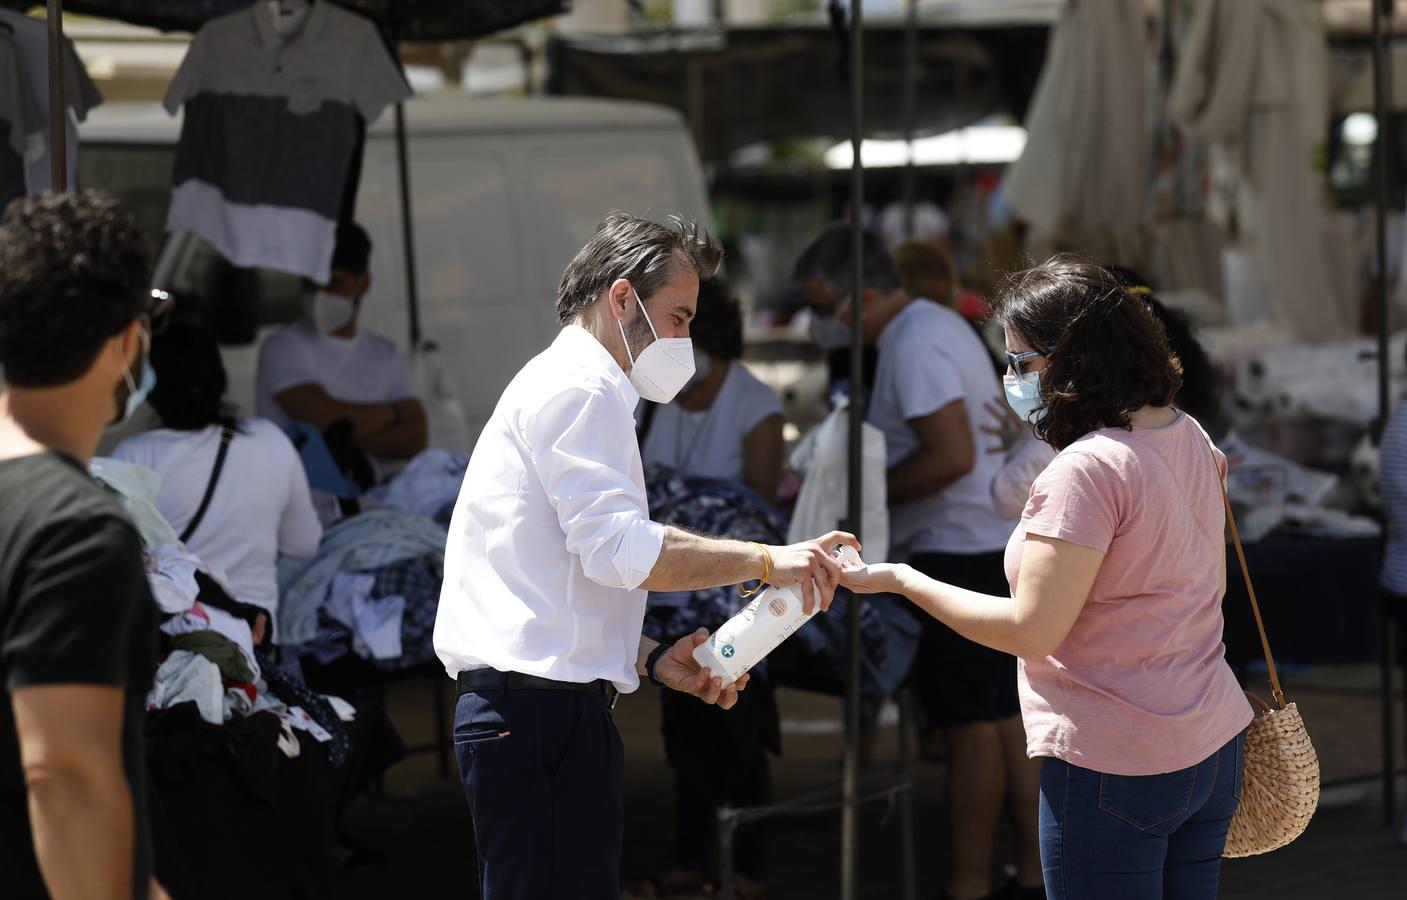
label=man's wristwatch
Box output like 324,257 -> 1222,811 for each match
645,641 -> 671,688
389,401 -> 404,426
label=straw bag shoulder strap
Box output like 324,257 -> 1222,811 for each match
1209,441 -> 1286,710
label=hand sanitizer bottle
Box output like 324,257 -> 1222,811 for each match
692,545 -> 864,682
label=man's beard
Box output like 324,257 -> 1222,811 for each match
622,313 -> 654,368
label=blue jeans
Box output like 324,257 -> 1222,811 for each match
1039,734 -> 1244,900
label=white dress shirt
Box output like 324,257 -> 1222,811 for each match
433,325 -> 667,691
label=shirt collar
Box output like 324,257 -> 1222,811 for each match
555,325 -> 639,409
253,1 -> 329,52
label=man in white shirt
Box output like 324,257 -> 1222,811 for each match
434,213 -> 855,900
793,225 -> 1043,900
254,221 -> 427,469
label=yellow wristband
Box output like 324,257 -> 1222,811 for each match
738,542 -> 773,598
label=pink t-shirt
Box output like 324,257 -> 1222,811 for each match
1004,411 -> 1252,776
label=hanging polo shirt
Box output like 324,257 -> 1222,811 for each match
0,9 -> 103,197
163,2 -> 410,283
0,30 -> 43,210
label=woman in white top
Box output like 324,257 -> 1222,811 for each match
639,278 -> 785,501
114,321 -> 321,642
635,279 -> 785,900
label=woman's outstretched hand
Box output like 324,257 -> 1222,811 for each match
836,559 -> 905,595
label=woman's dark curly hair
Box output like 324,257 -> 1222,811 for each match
990,256 -> 1183,451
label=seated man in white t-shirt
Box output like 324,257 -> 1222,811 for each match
255,221 -> 427,469
794,224 -> 1041,900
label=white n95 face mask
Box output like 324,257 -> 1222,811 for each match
619,288 -> 694,403
305,291 -> 355,334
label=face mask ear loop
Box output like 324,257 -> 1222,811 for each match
117,322 -> 148,395
631,287 -> 661,340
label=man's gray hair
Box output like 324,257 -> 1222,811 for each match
555,212 -> 724,324
791,223 -> 901,300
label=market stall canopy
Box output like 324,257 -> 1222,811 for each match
0,0 -> 568,39
547,24 -> 1048,163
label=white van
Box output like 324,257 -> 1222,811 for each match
79,95 -> 713,447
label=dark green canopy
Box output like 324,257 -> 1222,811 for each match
0,0 -> 569,39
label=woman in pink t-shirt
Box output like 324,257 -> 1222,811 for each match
842,258 -> 1252,900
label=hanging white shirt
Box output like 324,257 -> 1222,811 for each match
433,325 -> 667,692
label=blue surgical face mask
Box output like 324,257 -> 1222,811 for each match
1003,371 -> 1045,425
809,313 -> 852,350
113,326 -> 156,425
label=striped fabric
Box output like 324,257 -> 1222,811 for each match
163,2 -> 409,282
1380,401 -> 1407,593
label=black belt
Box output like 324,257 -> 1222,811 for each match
456,669 -> 619,710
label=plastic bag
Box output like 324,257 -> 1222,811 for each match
787,400 -> 889,563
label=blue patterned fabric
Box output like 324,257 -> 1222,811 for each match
642,466 -> 918,694
291,555 -> 442,672
277,509 -> 447,645
257,650 -> 350,767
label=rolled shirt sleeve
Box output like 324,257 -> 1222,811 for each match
527,385 -> 666,591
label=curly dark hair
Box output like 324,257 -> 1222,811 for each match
1106,265 -> 1224,436
991,256 -> 1183,451
555,211 -> 723,324
0,191 -> 150,387
690,277 -> 744,360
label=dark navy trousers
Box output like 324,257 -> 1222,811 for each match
454,688 -> 624,899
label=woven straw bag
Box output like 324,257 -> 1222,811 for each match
1219,482 -> 1320,857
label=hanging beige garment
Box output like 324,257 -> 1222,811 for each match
1171,0 -> 1353,341
1003,0 -> 1149,234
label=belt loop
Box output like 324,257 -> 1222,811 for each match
497,670 -> 509,693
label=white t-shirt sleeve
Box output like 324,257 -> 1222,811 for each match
384,344 -> 417,403
164,26 -> 208,114
264,422 -> 322,560
348,23 -> 412,122
110,434 -> 155,471
257,330 -> 321,402
732,368 -> 785,436
895,339 -> 965,422
525,385 -> 666,591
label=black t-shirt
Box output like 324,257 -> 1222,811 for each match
0,452 -> 157,900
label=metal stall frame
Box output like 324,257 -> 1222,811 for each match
716,5 -> 917,900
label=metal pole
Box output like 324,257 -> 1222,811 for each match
897,691 -> 917,900
900,0 -> 918,239
842,2 -> 865,899
718,808 -> 737,900
1384,594 -> 1397,826
1374,0 -> 1396,831
46,0 -> 67,192
393,100 -> 422,347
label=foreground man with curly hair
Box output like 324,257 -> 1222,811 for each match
0,191 -> 170,900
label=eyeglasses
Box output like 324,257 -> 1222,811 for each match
1005,347 -> 1054,376
145,288 -> 174,335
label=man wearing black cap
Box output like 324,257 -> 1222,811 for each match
255,221 -> 428,471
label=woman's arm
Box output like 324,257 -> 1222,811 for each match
841,534 -> 1104,658
741,413 -> 785,503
